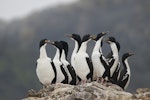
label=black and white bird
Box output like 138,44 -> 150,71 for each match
74,34 -> 94,83
60,41 -> 77,85
36,39 -> 57,87
106,41 -> 121,84
106,41 -> 120,61
65,34 -> 81,68
118,52 -> 134,89
105,37 -> 120,80
65,34 -> 82,83
91,32 -> 110,83
50,41 -> 68,84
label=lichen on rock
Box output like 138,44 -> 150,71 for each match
23,82 -> 150,100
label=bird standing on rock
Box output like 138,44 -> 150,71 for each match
36,39 -> 57,88
107,41 -> 121,84
118,52 -> 134,89
105,37 -> 120,80
65,34 -> 82,84
60,41 -> 77,85
49,41 -> 68,84
91,32 -> 109,83
65,34 -> 81,69
74,34 -> 94,84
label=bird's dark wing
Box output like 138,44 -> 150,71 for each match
100,55 -> 109,70
60,64 -> 68,84
111,63 -> 120,83
86,57 -> 93,81
118,69 -> 127,81
118,72 -> 129,89
109,58 -> 115,68
100,55 -> 110,79
67,65 -> 77,85
51,61 -> 57,84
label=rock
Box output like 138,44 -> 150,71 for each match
23,82 -> 150,100
133,88 -> 150,100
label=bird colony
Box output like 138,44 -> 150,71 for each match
36,32 -> 134,90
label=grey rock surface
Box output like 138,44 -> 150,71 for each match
23,82 -> 150,100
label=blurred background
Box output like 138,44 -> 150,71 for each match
0,0 -> 150,99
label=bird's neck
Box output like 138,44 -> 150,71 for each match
123,59 -> 130,73
78,42 -> 88,53
39,45 -> 48,58
93,38 -> 103,53
53,48 -> 61,61
73,41 -> 79,54
61,50 -> 67,61
110,43 -> 119,58
71,41 -> 79,67
61,50 -> 69,66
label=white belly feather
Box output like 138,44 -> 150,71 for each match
92,52 -> 105,77
36,58 -> 55,85
74,52 -> 90,80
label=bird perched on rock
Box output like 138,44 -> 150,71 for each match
74,34 -> 94,83
105,37 -> 120,80
91,32 -> 109,83
118,52 -> 134,89
65,34 -> 81,69
107,41 -> 121,84
65,34 -> 82,84
49,41 -> 68,84
60,41 -> 77,85
36,39 -> 57,88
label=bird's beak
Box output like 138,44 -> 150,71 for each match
65,34 -> 72,38
90,35 -> 96,40
45,40 -> 50,43
48,41 -> 55,45
102,32 -> 107,35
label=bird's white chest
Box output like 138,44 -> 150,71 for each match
71,52 -> 76,67
53,60 -> 65,83
36,58 -> 55,85
74,52 -> 90,80
124,74 -> 130,89
92,52 -> 105,77
124,59 -> 131,89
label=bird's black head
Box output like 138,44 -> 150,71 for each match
65,33 -> 81,46
122,52 -> 134,62
50,41 -> 63,49
105,37 -> 116,44
82,34 -> 94,42
93,32 -> 107,41
39,38 -> 49,48
60,41 -> 68,57
72,34 -> 81,42
49,41 -> 63,55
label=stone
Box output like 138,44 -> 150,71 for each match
23,82 -> 150,100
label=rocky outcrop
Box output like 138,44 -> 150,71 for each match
23,82 -> 150,100
132,88 -> 150,100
